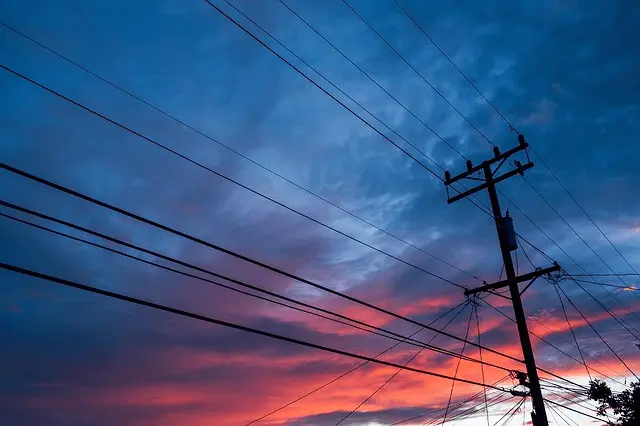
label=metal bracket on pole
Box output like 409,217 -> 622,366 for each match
464,264 -> 560,297
511,389 -> 531,398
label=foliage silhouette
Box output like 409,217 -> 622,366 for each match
588,379 -> 640,425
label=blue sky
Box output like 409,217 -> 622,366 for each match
1,0 -> 639,424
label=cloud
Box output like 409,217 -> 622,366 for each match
523,98 -> 558,126
1,0 -> 639,424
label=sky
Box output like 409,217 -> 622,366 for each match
1,0 -> 639,425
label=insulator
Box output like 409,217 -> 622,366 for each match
466,160 -> 473,171
518,133 -> 526,146
444,170 -> 451,183
493,146 -> 500,159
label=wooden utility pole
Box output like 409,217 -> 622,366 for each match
444,134 -> 559,426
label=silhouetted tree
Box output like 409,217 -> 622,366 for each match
587,379 -> 640,425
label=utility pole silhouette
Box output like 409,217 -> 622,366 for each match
444,134 -> 559,426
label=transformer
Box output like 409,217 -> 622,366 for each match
501,211 -> 518,251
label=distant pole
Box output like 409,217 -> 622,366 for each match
444,135 -> 558,426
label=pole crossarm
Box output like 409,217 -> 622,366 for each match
447,162 -> 534,204
444,136 -> 529,185
465,264 -> 560,296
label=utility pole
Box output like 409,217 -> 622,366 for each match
443,135 -> 559,426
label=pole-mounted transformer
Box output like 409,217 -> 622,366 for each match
500,210 -> 518,252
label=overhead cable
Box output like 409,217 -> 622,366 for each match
0,203 -> 502,370
0,262 -> 516,392
245,301 -> 469,425
0,62 -> 468,291
334,302 -> 471,425
556,283 -> 639,380
0,164 -> 522,363
0,19 -> 483,283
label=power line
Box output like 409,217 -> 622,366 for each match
492,398 -> 525,426
508,188 -> 640,335
270,0 -> 494,219
496,190 -> 640,351
0,210 -> 468,361
543,398 -> 608,424
223,0 -> 497,224
440,391 -> 510,425
517,235 -> 537,271
546,402 -> 561,426
342,5 -> 611,310
439,307 -> 474,426
292,0 -> 640,347
393,389 -> 487,425
389,0 -> 516,132
551,281 -> 592,381
571,273 -> 640,277
530,146 -> 640,279
0,20 -> 483,283
388,0 -> 640,290
0,163 -> 523,363
507,242 -> 635,383
425,391 -> 506,425
539,376 -> 625,399
579,281 -> 640,339
520,175 -> 640,327
480,300 -> 623,390
474,303 -> 491,426
5,5 -> 632,422
555,408 -> 583,426
276,0 -> 608,296
556,282 -> 639,380
511,204 -> 640,342
234,0 -> 638,357
539,384 -> 586,397
565,276 -> 640,341
538,378 -> 590,396
382,0 -> 640,335
10,0 -> 632,412
0,210 -> 407,341
334,302 -> 471,425
508,187 -> 640,336
4,217 -> 535,425
543,387 -> 604,424
0,262 -> 516,392
245,301 -> 469,425
442,309 -> 472,424
199,0 -> 443,181
0,63 -> 470,292
340,0 -> 494,147
390,376 -> 511,425
544,389 -> 601,417
274,0 -> 466,161
91,2 -> 487,305
547,404 -> 576,426
569,277 -> 639,291
1,202 -> 503,371
35,213 -> 592,423
512,231 -> 556,265
486,301 -> 628,387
